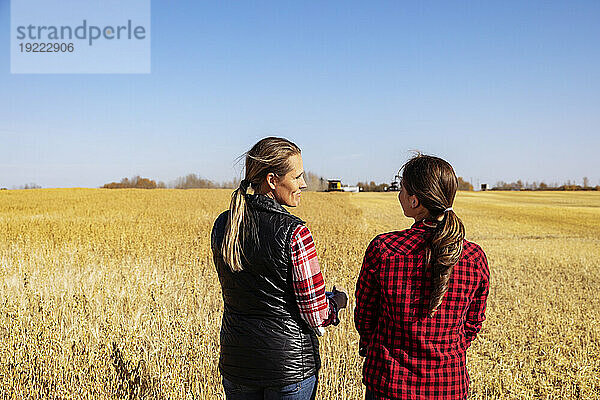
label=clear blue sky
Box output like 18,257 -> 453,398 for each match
1,1 -> 599,188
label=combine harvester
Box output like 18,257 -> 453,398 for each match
386,174 -> 401,191
326,179 -> 360,193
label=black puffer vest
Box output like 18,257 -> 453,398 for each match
211,194 -> 320,387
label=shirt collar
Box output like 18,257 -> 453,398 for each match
411,219 -> 437,231
246,193 -> 286,213
245,194 -> 305,223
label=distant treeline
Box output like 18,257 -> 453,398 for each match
102,176 -> 164,189
2,183 -> 42,190
305,172 -> 328,191
357,177 -> 474,192
357,181 -> 389,192
170,174 -> 239,189
102,175 -> 237,190
10,175 -> 598,192
491,179 -> 600,191
102,171 -> 329,191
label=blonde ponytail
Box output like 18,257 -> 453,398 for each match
221,183 -> 249,272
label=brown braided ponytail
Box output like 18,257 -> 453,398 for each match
401,154 -> 465,317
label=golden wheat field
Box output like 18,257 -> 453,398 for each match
1,189 -> 599,399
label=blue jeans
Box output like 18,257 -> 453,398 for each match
222,375 -> 318,400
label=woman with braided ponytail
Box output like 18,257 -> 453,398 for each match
212,137 -> 348,400
355,154 -> 490,400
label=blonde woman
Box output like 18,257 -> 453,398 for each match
211,137 -> 348,400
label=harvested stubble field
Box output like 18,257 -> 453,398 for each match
1,189 -> 599,399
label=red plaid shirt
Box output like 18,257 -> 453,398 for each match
355,221 -> 490,400
291,225 -> 335,335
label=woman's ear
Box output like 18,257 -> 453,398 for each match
265,172 -> 277,190
409,194 -> 419,209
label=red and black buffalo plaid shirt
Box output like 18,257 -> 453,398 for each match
355,220 -> 490,400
